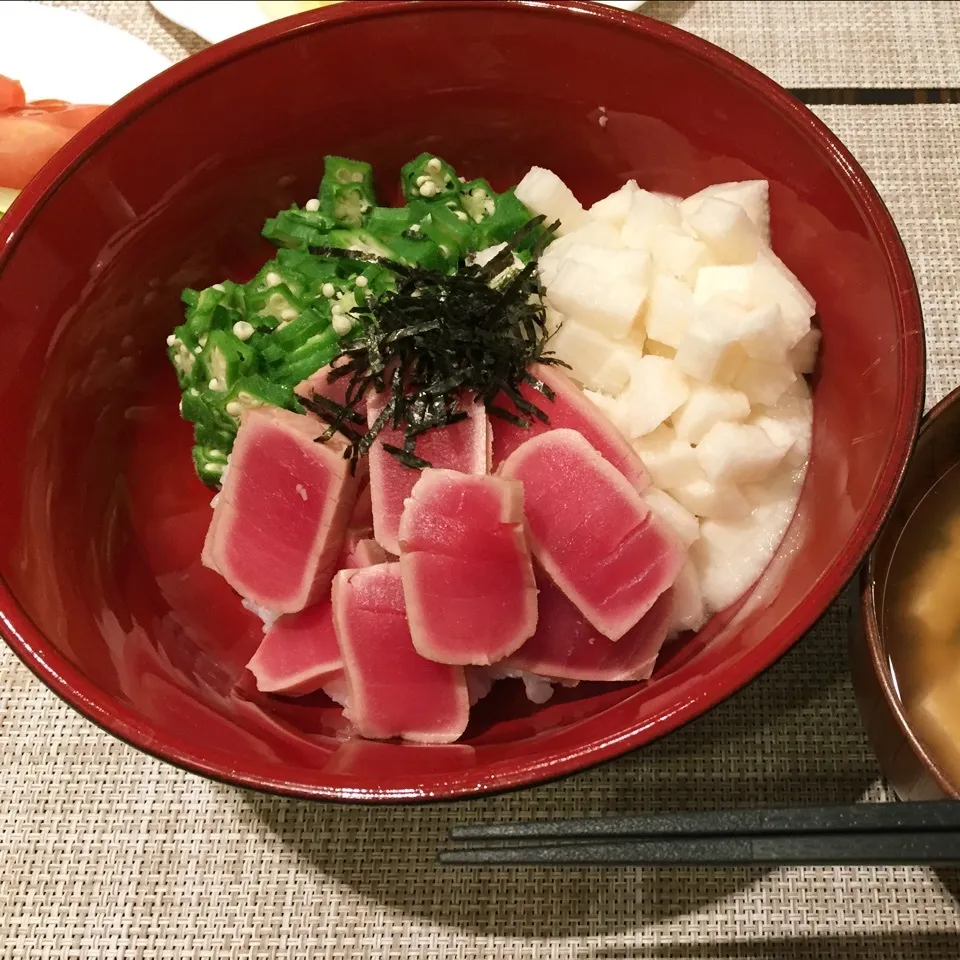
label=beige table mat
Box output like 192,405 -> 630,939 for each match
44,0 -> 960,89
6,3 -> 960,958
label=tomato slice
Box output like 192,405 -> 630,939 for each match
0,75 -> 26,111
0,115 -> 73,189
38,104 -> 106,131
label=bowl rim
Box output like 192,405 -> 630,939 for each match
0,0 -> 926,802
859,384 -> 960,799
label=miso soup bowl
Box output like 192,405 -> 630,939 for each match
0,0 -> 924,801
852,387 -> 960,801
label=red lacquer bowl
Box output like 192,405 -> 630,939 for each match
0,0 -> 924,801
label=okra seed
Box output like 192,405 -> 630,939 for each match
454,210 -> 468,221
209,378 -> 222,390
265,272 -> 282,288
226,402 -> 242,416
419,181 -> 438,198
355,275 -> 369,288
415,175 -> 428,186
194,346 -> 202,355
332,314 -> 353,335
165,334 -> 176,346
232,321 -> 255,341
426,158 -> 442,173
322,282 -> 336,298
304,198 -> 321,212
212,283 -> 225,292
280,307 -> 298,321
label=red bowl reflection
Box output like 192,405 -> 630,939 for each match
0,0 -> 923,801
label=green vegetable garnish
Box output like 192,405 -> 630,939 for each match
167,153 -> 544,485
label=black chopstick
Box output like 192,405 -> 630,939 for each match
441,801 -> 960,867
449,800 -> 960,841
440,831 -> 960,866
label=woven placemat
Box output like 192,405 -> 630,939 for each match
6,4 -> 960,958
43,0 -> 960,88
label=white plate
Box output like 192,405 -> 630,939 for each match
151,0 -> 644,46
0,2 -> 171,103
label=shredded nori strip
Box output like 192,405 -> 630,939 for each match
311,217 -> 566,470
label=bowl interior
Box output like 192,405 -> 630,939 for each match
0,1 -> 922,799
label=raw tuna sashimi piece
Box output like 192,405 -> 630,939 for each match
499,428 -> 685,640
491,362 -> 649,492
246,532 -> 385,696
295,356 -> 365,415
398,469 -> 537,665
506,569 -> 673,682
367,392 -> 487,555
343,535 -> 389,569
246,602 -> 342,696
203,405 -> 358,614
332,563 -> 469,743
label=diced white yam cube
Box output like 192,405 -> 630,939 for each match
790,327 -> 821,373
632,425 -> 700,489
589,180 -> 640,227
644,339 -> 676,359
546,259 -> 646,340
644,487 -> 701,547
583,388 -> 633,436
544,303 -> 564,336
693,264 -> 755,306
643,273 -> 695,349
620,354 -> 691,438
748,248 -> 815,346
735,303 -> 793,363
515,166 -> 588,235
695,422 -> 787,483
680,180 -> 770,243
621,190 -> 682,251
565,245 -> 651,284
543,222 -> 624,264
713,345 -> 746,385
650,226 -> 711,285
733,357 -> 796,406
673,383 -> 751,444
669,562 -> 707,633
669,476 -> 750,520
682,196 -> 761,264
751,379 -> 814,469
674,298 -> 743,382
550,318 -> 631,395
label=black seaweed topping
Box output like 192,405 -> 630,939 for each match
312,217 -> 566,470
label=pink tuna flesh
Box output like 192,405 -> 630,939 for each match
246,602 -> 342,696
506,568 -> 673,682
367,392 -> 487,555
491,362 -> 649,492
499,428 -> 684,640
295,356 -> 365,416
246,525 -> 385,697
344,536 -> 390,569
398,469 -> 537,666
203,405 -> 357,614
332,563 -> 469,743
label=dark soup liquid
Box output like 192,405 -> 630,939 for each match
885,462 -> 960,784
